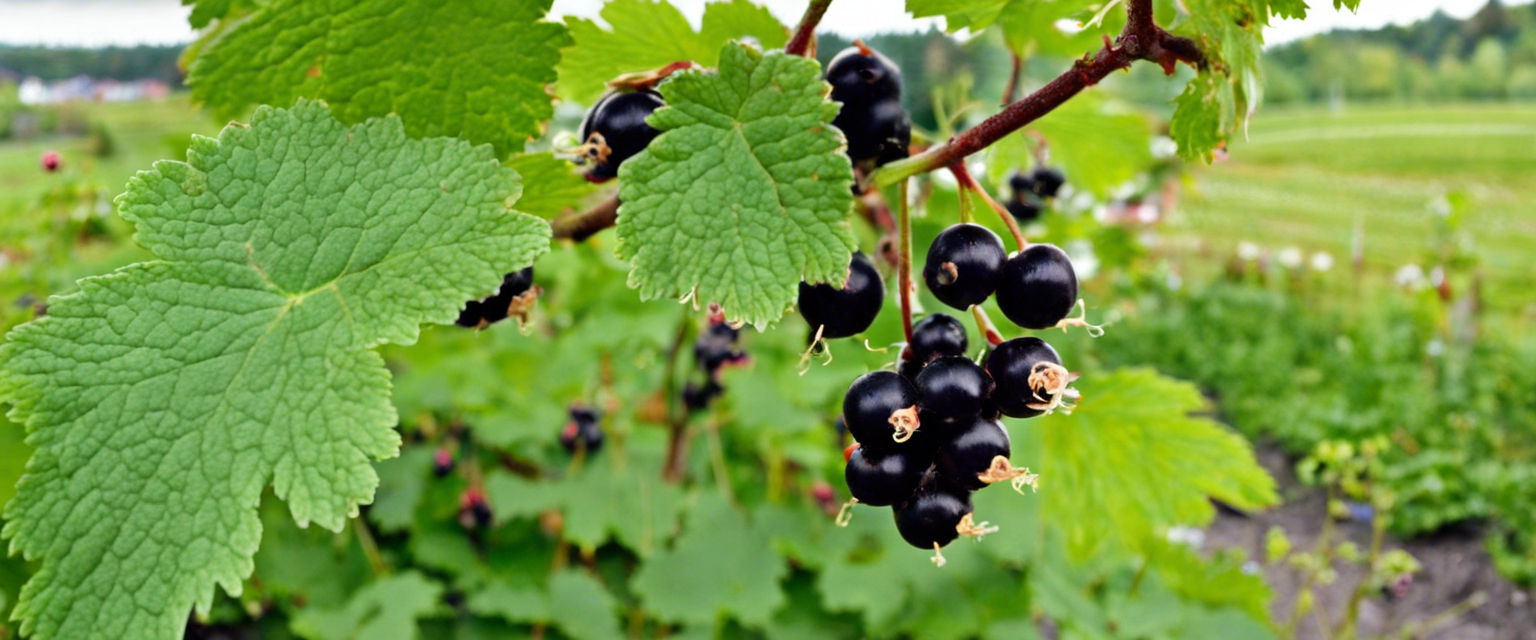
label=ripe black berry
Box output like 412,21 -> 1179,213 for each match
994,244 -> 1077,330
457,267 -> 537,328
559,406 -> 604,454
842,370 -> 921,448
1008,171 -> 1033,197
910,313 -> 969,364
923,224 -> 1006,310
578,90 -> 665,182
800,253 -> 885,340
1030,167 -> 1066,198
914,356 -> 993,423
1006,197 -> 1042,224
694,321 -> 746,374
844,446 -> 929,507
893,484 -> 972,551
983,337 -> 1067,418
935,417 -> 1011,491
826,44 -> 902,104
682,379 -> 724,413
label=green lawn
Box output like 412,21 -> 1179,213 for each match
1169,102 -> 1536,319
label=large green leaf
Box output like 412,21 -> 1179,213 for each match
906,0 -> 1115,57
632,496 -> 788,628
557,0 -> 788,104
1035,368 -> 1278,556
0,101 -> 549,640
291,571 -> 444,640
617,43 -> 856,328
187,0 -> 570,157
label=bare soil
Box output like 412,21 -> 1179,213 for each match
1204,442 -> 1536,640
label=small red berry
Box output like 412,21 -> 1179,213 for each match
41,151 -> 61,172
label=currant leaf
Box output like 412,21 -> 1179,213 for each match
631,497 -> 788,629
557,0 -> 788,104
186,0 -> 570,157
290,571 -> 444,640
505,152 -> 602,221
0,101 -> 549,640
617,43 -> 856,328
906,0 -> 1115,57
1035,368 -> 1278,556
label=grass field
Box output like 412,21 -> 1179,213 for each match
1168,102 -> 1536,320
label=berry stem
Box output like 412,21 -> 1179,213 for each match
785,0 -> 834,57
352,516 -> 387,576
866,4 -> 1205,190
661,314 -> 694,482
550,193 -> 619,241
1001,52 -> 1023,106
970,305 -> 1005,347
897,179 -> 915,344
949,162 -> 1027,253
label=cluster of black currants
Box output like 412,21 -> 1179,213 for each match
1004,166 -> 1066,224
559,405 -> 605,456
456,266 -> 539,329
841,313 -> 1082,565
827,42 -> 911,170
683,306 -> 750,413
924,223 -> 1090,332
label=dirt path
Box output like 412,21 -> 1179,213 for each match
1204,443 -> 1536,640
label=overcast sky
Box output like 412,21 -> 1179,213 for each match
0,0 -> 1517,48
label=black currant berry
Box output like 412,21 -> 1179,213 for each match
457,267 -> 536,328
826,45 -> 903,105
910,313 -> 969,364
1007,171 -> 1033,197
983,337 -> 1063,418
1030,167 -> 1066,198
923,224 -> 1006,310
844,446 -> 929,507
578,90 -> 665,182
560,406 -> 604,454
1006,197 -> 1042,224
914,356 -> 993,423
935,417 -> 1011,491
835,98 -> 912,167
694,322 -> 746,374
433,447 -> 454,478
994,244 -> 1078,330
842,370 -> 921,448
893,484 -> 972,550
800,253 -> 885,340
682,379 -> 724,413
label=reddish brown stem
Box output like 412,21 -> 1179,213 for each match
550,193 -> 619,241
949,162 -> 1027,253
970,306 -> 1006,347
785,0 -> 834,57
1001,52 -> 1023,106
897,180 -> 914,344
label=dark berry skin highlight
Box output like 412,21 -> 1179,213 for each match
893,484 -> 973,550
799,253 -> 885,339
914,356 -> 994,425
578,90 -> 665,181
923,224 -> 1007,311
826,46 -> 903,104
845,446 -> 929,507
935,417 -> 1011,491
842,370 -> 921,450
983,337 -> 1063,418
910,313 -> 969,365
995,244 -> 1078,330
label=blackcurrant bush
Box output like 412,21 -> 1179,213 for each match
994,244 -> 1077,330
893,484 -> 972,551
1030,167 -> 1066,198
578,89 -> 665,182
1006,197 -> 1042,224
799,253 -> 885,340
910,313 -> 969,364
842,370 -> 921,448
914,355 -> 993,424
983,337 -> 1064,418
826,44 -> 903,107
923,224 -> 1006,310
935,417 -> 1011,491
844,446 -> 929,507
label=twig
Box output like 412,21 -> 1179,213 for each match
785,0 -> 834,57
897,179 -> 915,343
660,314 -> 694,482
949,162 -> 1027,253
550,193 -> 619,241
1001,52 -> 1023,106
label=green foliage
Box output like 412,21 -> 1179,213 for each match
188,0 -> 570,157
616,43 -> 856,327
0,101 -> 548,639
558,0 -> 789,104
632,497 -> 788,628
291,572 -> 444,640
906,0 -> 1119,57
1038,368 -> 1278,556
